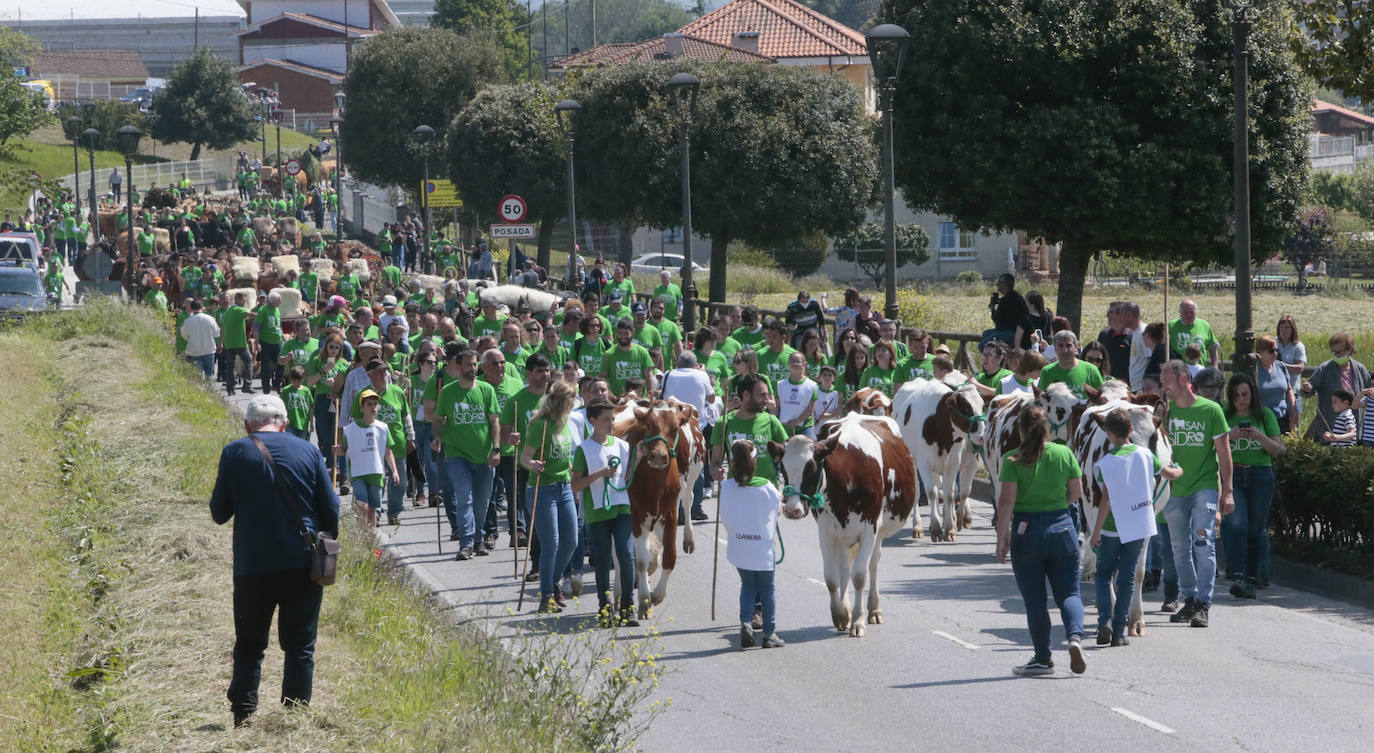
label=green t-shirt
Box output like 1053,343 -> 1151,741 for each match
536,343 -> 570,370
718,336 -> 744,359
523,416 -> 575,483
652,283 -> 682,321
859,365 -> 898,396
756,344 -> 797,386
999,442 -> 1083,513
282,384 -> 313,431
898,354 -> 934,383
435,379 -> 499,462
174,310 -> 189,354
305,352 -> 348,399
471,314 -> 506,340
256,303 -> 283,345
1092,444 -> 1163,533
335,274 -> 360,301
44,270 -> 64,297
485,374 -> 525,454
351,383 -> 410,450
382,265 -> 402,289
605,278 -> 635,302
501,387 -> 545,442
281,336 -> 319,367
633,323 -> 664,352
605,343 -> 654,396
574,436 -> 632,523
1168,317 -> 1219,360
222,305 -> 250,349
656,319 -> 682,352
714,410 -> 789,482
1166,396 -> 1230,498
732,326 -> 765,351
137,232 -> 155,256
977,368 -> 1013,390
1226,406 -> 1281,468
600,305 -> 631,327
237,227 -> 256,247
698,349 -> 732,395
298,271 -> 320,299
574,336 -> 610,382
1038,360 -> 1105,400
502,346 -> 528,380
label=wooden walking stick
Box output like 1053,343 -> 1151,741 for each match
517,419 -> 549,611
711,476 -> 722,621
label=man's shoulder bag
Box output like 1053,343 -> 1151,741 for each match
250,435 -> 340,586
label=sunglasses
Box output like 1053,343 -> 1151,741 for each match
1086,356 -> 1104,364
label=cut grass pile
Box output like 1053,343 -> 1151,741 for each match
0,299 -> 660,752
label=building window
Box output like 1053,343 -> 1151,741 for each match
938,222 -> 977,260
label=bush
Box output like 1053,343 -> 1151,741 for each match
896,288 -> 948,331
728,244 -> 779,269
767,231 -> 828,277
57,101 -> 147,145
1271,438 -> 1374,578
954,270 -> 983,285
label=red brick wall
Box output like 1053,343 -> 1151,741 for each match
238,67 -> 337,113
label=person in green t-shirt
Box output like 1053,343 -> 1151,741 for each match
994,404 -> 1087,676
471,300 -> 506,341
570,398 -> 638,626
649,298 -> 683,358
711,373 -> 789,483
1168,300 -> 1220,367
896,329 -> 934,386
43,268 -> 69,301
481,349 -> 525,545
281,366 -> 315,439
137,228 -> 155,257
519,380 -> 581,613
144,277 -> 168,312
298,260 -> 320,305
732,307 -> 765,351
973,340 -> 1014,399
605,263 -> 635,303
573,317 -> 611,378
334,271 -> 360,302
1158,359 -> 1232,626
381,263 -> 402,290
1219,373 -> 1284,599
1038,330 -> 1104,400
535,325 -> 570,370
221,292 -> 255,394
430,348 -> 501,556
631,303 -> 663,353
236,225 -> 256,253
652,269 -> 682,322
694,327 -> 732,396
605,319 -> 656,397
859,342 -> 899,397
255,292 -> 285,393
754,319 -> 797,387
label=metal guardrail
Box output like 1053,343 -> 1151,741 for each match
57,157 -> 231,197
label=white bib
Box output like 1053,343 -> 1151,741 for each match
579,436 -> 630,511
343,421 -> 388,478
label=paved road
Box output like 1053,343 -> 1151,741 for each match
210,380 -> 1374,752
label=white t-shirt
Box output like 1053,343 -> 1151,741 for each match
1128,327 -> 1152,392
578,435 -> 631,511
720,479 -> 781,571
343,420 -> 389,479
180,312 -> 221,357
1001,372 -> 1033,395
661,367 -> 713,427
777,376 -> 818,426
813,388 -> 841,429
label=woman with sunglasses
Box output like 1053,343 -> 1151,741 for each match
727,348 -> 775,413
1254,335 -> 1297,434
409,344 -> 439,507
800,329 -> 827,381
1276,316 -> 1306,432
831,327 -> 861,369
1079,341 -> 1111,378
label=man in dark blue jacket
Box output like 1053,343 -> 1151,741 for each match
211,394 -> 340,728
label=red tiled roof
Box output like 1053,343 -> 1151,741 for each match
551,34 -> 775,68
239,58 -> 344,83
1312,99 -> 1374,129
676,0 -> 867,59
28,50 -> 149,80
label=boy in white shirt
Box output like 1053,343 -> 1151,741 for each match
776,352 -> 818,438
334,388 -> 399,528
571,400 -> 639,627
1001,351 -> 1046,395
813,365 -> 841,432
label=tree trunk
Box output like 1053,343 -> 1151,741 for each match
536,212 -> 554,272
190,141 -> 202,161
1055,241 -> 1092,336
615,224 -> 635,267
708,233 -> 732,304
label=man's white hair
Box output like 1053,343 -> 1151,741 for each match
245,394 -> 287,427
267,291 -> 282,305
481,348 -> 504,366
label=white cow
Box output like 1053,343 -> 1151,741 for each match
893,379 -> 987,541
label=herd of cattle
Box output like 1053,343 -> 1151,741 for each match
611,374 -> 1172,638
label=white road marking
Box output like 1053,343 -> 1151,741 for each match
1111,707 -> 1175,735
931,630 -> 979,650
806,577 -> 827,589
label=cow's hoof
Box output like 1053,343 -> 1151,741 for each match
650,592 -> 666,606
960,515 -> 973,528
867,611 -> 883,625
1130,621 -> 1145,637
833,614 -> 849,631
850,623 -> 867,637
911,527 -> 923,539
682,541 -> 694,554
946,531 -> 958,543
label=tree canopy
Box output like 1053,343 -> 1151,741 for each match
1291,0 -> 1374,103
340,27 -> 506,189
147,48 -> 258,161
0,28 -> 49,151
798,0 -> 880,29
432,0 -> 534,80
572,61 -> 878,301
1282,206 -> 1337,285
834,221 -> 931,287
531,0 -> 692,64
447,81 -> 567,267
880,0 -> 1311,332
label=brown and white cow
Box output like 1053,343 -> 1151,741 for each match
614,399 -> 705,619
845,387 -> 893,417
773,414 -> 916,636
893,379 -> 987,541
982,381 -> 1103,508
1070,390 -> 1171,636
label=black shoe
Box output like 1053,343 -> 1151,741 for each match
1161,599 -> 1180,614
473,546 -> 489,556
242,386 -> 255,394
1170,597 -> 1197,623
740,624 -> 755,649
232,710 -> 253,728
387,514 -> 400,526
1257,574 -> 1271,589
1230,579 -> 1257,599
691,507 -> 708,522
1012,658 -> 1055,676
524,569 -> 540,583
619,607 -> 640,628
1110,635 -> 1130,647
1096,626 -> 1112,645
1190,603 -> 1210,627
449,531 -> 460,542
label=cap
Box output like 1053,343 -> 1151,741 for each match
327,295 -> 347,309
358,388 -> 381,403
382,295 -> 397,306
359,339 -> 383,351
152,276 -> 163,284
609,289 -> 624,301
244,394 -> 287,422
631,302 -> 647,315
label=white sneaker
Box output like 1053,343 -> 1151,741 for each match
1068,637 -> 1086,675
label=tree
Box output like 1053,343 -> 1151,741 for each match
0,28 -> 48,151
447,82 -> 567,268
798,0 -> 880,29
432,0 -> 533,80
1291,0 -> 1374,103
881,0 -> 1311,332
340,27 -> 506,190
1351,166 -> 1374,225
573,61 -> 878,302
147,48 -> 257,161
532,0 -> 692,64
1311,170 -> 1358,214
1282,207 -> 1336,286
833,221 -> 930,287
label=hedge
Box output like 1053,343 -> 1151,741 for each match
1271,438 -> 1374,579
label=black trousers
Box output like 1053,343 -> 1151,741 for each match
227,567 -> 323,715
258,342 -> 281,393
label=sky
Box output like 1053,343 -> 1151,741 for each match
0,0 -> 245,21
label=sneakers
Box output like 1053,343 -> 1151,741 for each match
538,596 -> 561,614
554,591 -> 568,608
1230,579 -> 1257,599
1096,625 -> 1112,646
1160,599 -> 1180,614
449,532 -> 460,542
524,569 -> 540,583
762,633 -> 785,648
1067,637 -> 1086,675
740,624 -> 755,649
1190,603 -> 1210,628
619,607 -> 640,628
751,609 -> 763,630
1012,659 -> 1055,677
1170,597 -> 1197,623
690,508 -> 709,522
387,514 -> 400,526
473,546 -> 489,556
1110,635 -> 1130,647
455,547 -> 473,561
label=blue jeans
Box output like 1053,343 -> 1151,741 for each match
1009,509 -> 1084,663
228,568 -> 322,715
1150,520 -> 1180,603
392,244 -> 406,270
353,478 -> 383,509
588,514 -> 636,609
413,421 -> 436,496
442,456 -> 494,549
738,568 -> 776,634
1094,535 -> 1145,636
533,481 -> 578,599
1163,489 -> 1219,605
981,327 -> 1017,350
1221,465 -> 1275,582
313,395 -> 335,471
187,353 -> 215,379
385,455 -> 408,517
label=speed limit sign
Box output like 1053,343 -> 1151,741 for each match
499,194 -> 527,224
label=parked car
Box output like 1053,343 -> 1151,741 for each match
629,252 -> 707,276
119,86 -> 161,112
0,264 -> 49,315
20,81 -> 55,111
0,232 -> 42,270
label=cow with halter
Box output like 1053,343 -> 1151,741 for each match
613,398 -> 704,619
845,387 -> 893,417
773,413 -> 917,636
893,379 -> 987,541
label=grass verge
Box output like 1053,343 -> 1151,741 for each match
0,299 -> 662,752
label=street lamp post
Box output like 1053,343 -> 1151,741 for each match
66,116 -> 82,216
666,72 -> 701,328
114,125 -> 144,296
413,124 -> 435,273
81,128 -> 101,256
866,23 -> 911,321
1231,0 -> 1256,379
554,99 -> 581,283
82,102 -> 96,220
333,91 -> 346,238
271,107 -> 283,198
